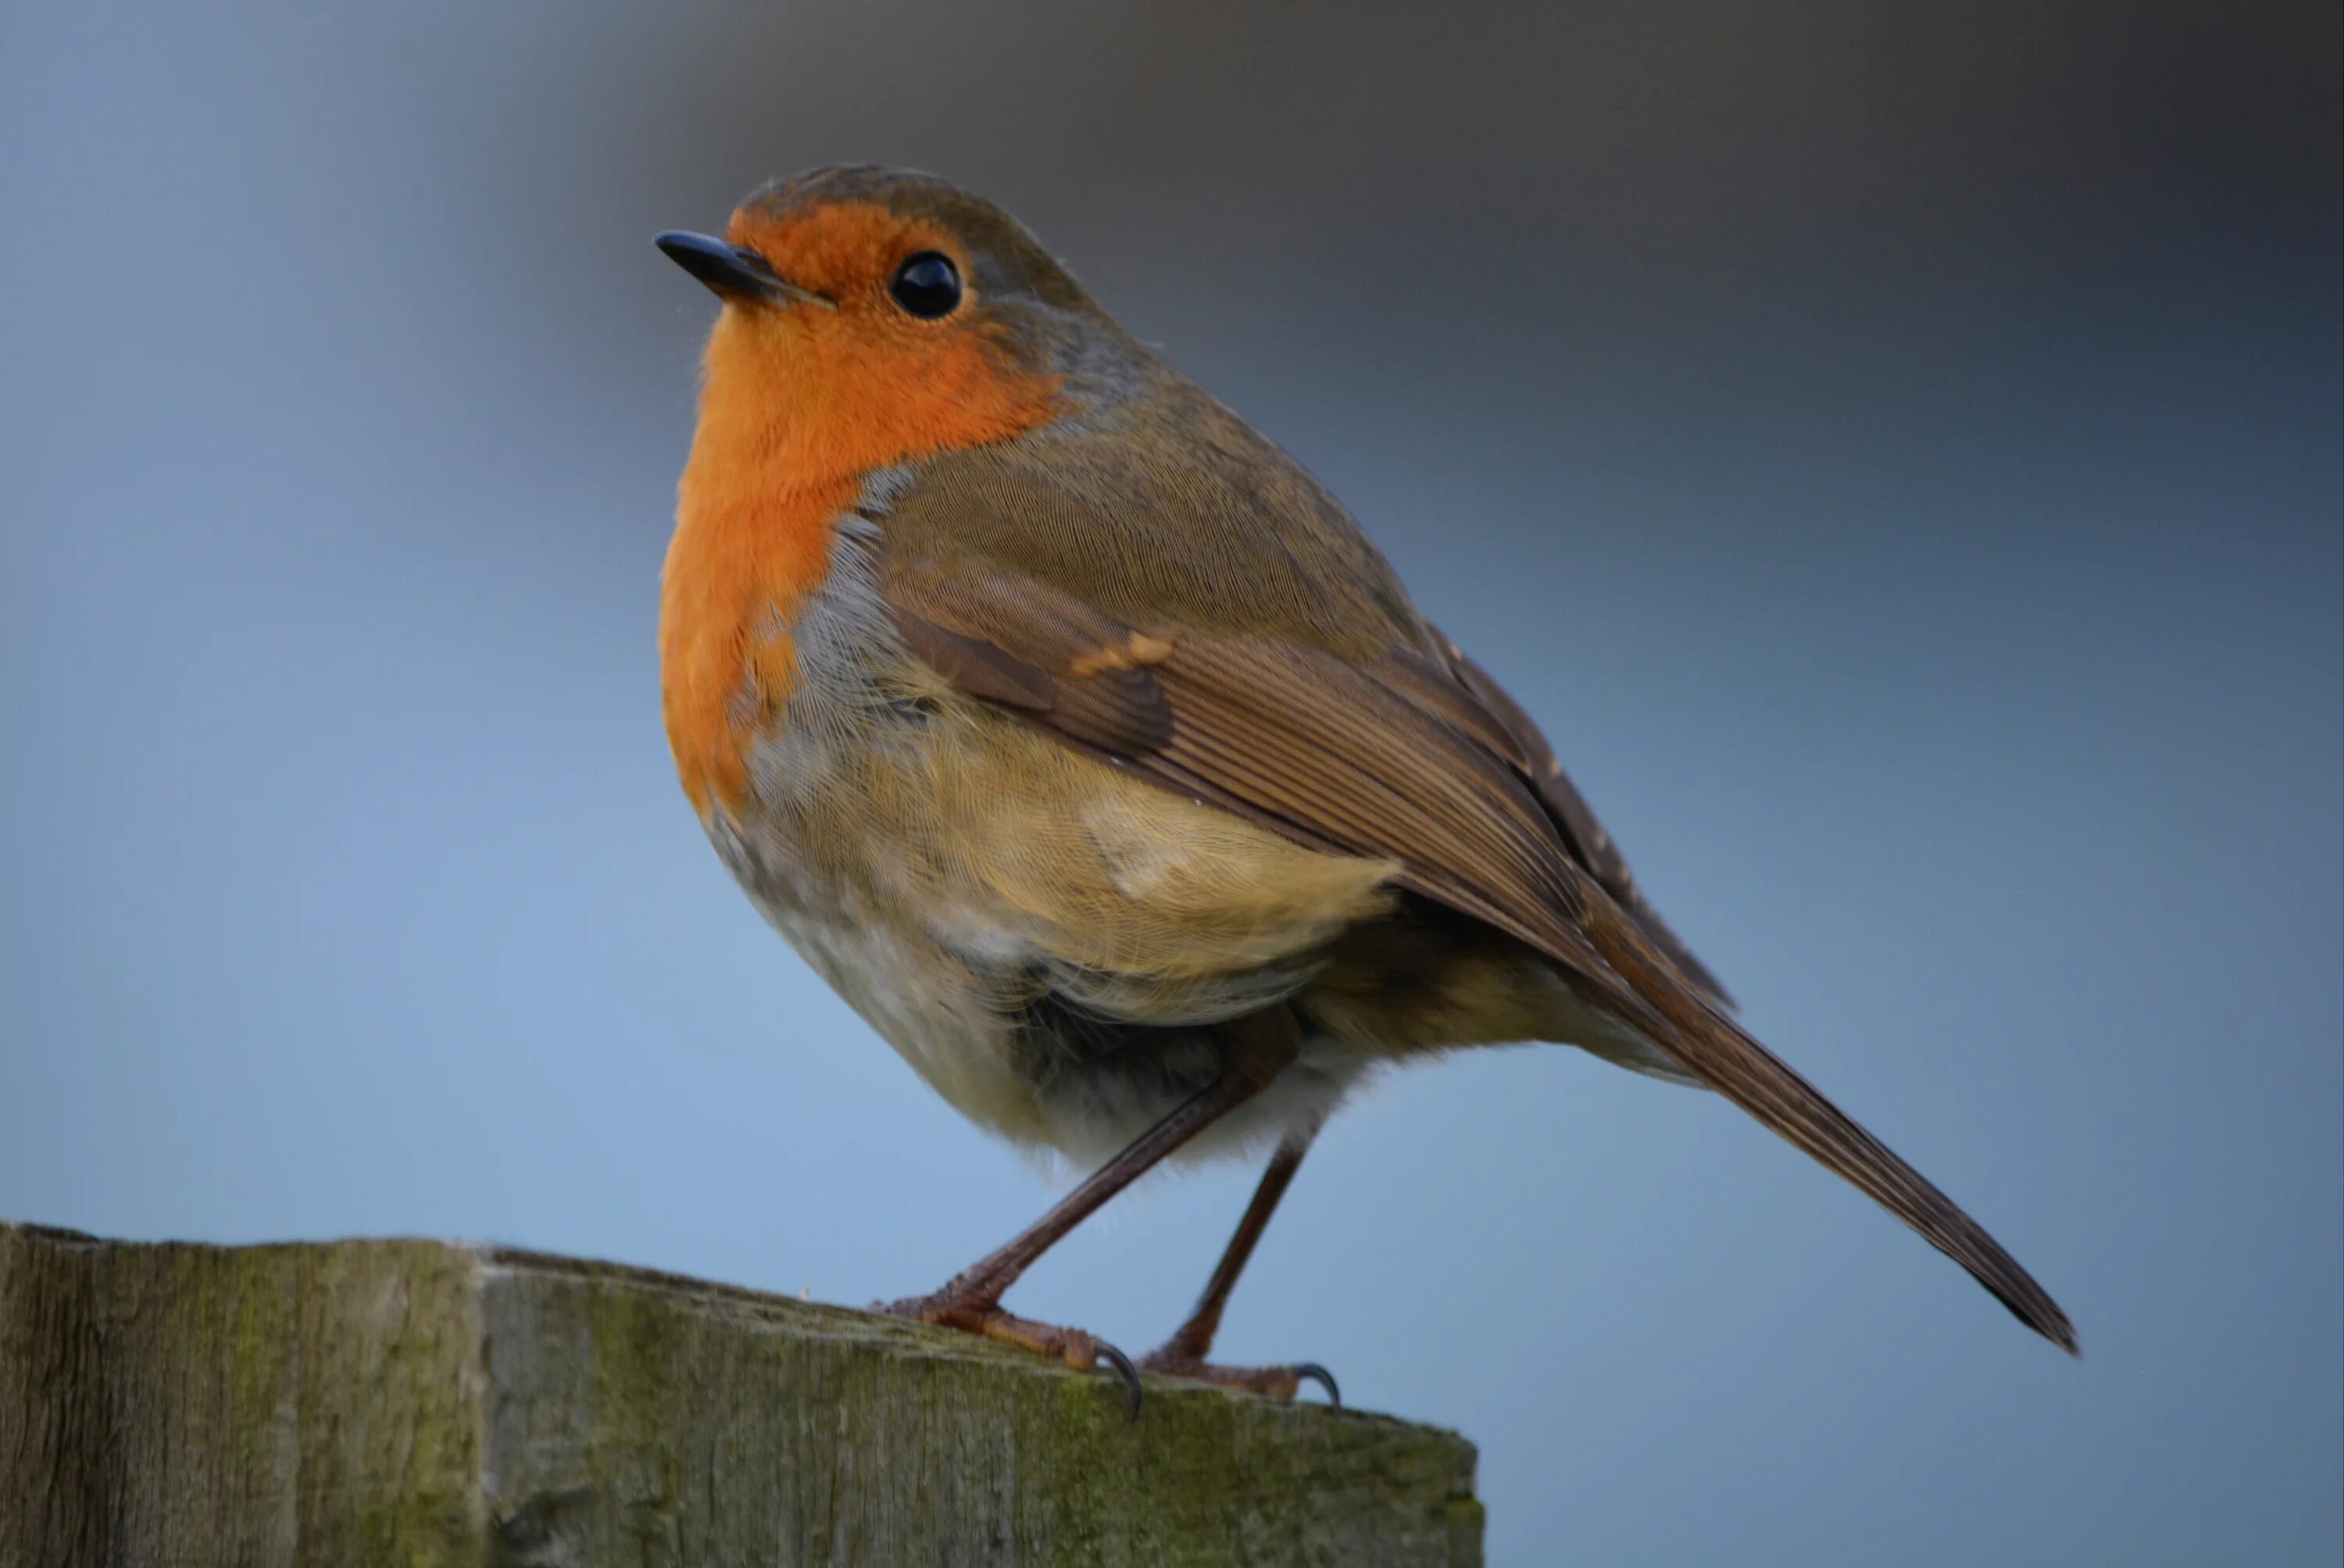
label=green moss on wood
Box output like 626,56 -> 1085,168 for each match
2,1223 -> 1481,1566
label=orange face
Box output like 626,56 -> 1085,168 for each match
696,201 -> 1064,488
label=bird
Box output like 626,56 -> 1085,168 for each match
652,165 -> 2076,1413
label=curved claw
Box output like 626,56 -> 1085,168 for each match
1292,1361 -> 1341,1409
1094,1339 -> 1144,1421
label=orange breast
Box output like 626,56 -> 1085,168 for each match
659,470 -> 856,815
659,239 -> 1062,814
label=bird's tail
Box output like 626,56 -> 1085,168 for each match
1582,899 -> 2078,1354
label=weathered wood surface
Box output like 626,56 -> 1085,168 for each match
0,1221 -> 1481,1566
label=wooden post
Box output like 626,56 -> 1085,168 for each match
1,1221 -> 1481,1566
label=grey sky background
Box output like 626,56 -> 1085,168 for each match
2,3 -> 2338,1562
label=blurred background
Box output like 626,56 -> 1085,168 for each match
3,2 -> 2337,1562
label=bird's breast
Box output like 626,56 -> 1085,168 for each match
658,465 -> 864,815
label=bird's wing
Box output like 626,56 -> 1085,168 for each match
1381,630 -> 1736,1006
881,548 -> 2078,1353
870,394 -> 1734,1008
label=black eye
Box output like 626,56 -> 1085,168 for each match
888,252 -> 962,318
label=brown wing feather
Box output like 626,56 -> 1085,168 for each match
884,556 -> 2078,1354
1433,635 -> 1738,1006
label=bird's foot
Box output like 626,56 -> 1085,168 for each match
880,1291 -> 1143,1419
1137,1347 -> 1341,1407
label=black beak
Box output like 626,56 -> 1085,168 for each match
654,231 -> 833,309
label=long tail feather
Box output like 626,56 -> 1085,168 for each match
1584,901 -> 2078,1353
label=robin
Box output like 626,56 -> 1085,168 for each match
652,166 -> 2075,1413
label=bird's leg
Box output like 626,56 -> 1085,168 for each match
1136,1131 -> 1338,1405
882,1009 -> 1302,1416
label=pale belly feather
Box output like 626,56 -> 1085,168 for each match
701,515 -> 1400,1165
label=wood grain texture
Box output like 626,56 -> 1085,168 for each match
0,1222 -> 1482,1567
